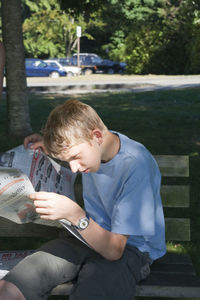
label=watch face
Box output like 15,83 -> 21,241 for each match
79,217 -> 89,230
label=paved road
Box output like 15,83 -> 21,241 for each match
4,74 -> 200,93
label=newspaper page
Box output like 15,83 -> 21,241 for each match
0,145 -> 90,247
0,168 -> 37,224
0,250 -> 34,279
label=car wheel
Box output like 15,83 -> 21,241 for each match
49,71 -> 60,78
107,68 -> 114,74
67,71 -> 73,77
84,69 -> 93,76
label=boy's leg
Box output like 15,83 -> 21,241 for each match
1,237 -> 93,300
70,246 -> 151,300
0,280 -> 25,300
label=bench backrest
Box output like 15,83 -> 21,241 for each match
0,155 -> 190,242
155,155 -> 190,241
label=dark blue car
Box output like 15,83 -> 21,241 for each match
25,58 -> 67,77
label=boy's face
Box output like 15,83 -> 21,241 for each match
57,137 -> 102,174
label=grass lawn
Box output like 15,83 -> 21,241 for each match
1,87 -> 200,299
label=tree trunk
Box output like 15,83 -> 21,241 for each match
1,0 -> 32,139
0,41 -> 5,101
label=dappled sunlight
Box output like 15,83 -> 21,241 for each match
167,242 -> 187,254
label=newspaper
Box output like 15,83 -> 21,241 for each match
0,145 -> 90,247
0,250 -> 34,279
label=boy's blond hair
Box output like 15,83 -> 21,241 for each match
42,99 -> 107,157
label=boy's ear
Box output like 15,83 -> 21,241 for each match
92,129 -> 103,145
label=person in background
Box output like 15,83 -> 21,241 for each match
0,99 -> 166,300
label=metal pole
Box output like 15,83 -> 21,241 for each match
77,37 -> 80,69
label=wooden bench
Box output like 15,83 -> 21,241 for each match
0,155 -> 200,298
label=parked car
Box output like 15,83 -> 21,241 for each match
72,53 -> 102,75
25,58 -> 67,77
72,53 -> 102,64
96,59 -> 127,74
72,53 -> 126,75
46,59 -> 81,76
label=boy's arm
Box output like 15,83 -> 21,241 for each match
80,218 -> 129,261
30,191 -> 128,261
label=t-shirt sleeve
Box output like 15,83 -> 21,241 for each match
111,164 -> 157,236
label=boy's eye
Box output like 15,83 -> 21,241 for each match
72,155 -> 80,160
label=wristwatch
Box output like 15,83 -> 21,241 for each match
74,212 -> 90,231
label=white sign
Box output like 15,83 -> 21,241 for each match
76,26 -> 82,37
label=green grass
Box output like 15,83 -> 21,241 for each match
1,88 -> 200,299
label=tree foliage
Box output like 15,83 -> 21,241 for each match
23,0 -> 104,58
2,0 -> 200,74
114,0 -> 200,74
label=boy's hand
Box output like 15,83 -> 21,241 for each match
29,192 -> 84,224
24,134 -> 48,154
30,192 -> 128,261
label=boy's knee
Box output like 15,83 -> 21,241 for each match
5,251 -> 62,285
4,250 -> 79,300
3,251 -> 54,298
2,251 -> 56,300
0,280 -> 25,300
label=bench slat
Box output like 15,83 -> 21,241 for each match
155,252 -> 192,265
136,284 -> 200,298
150,263 -> 196,276
165,218 -> 190,241
155,155 -> 189,177
161,185 -> 190,207
74,184 -> 190,208
51,282 -> 74,296
50,280 -> 200,298
136,271 -> 200,297
0,217 -> 59,238
51,274 -> 200,298
0,218 -> 191,241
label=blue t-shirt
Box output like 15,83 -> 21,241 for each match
82,132 -> 166,260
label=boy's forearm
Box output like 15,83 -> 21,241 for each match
31,191 -> 128,261
79,218 -> 128,261
59,202 -> 128,261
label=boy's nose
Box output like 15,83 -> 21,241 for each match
69,161 -> 79,173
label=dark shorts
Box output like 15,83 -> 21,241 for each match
4,235 -> 151,300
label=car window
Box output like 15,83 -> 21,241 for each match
48,62 -> 58,68
73,54 -> 102,65
91,56 -> 102,64
34,61 -> 46,68
84,57 -> 92,64
34,61 -> 41,67
59,58 -> 72,66
92,56 -> 102,64
25,61 -> 33,67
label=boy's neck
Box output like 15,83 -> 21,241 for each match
101,131 -> 120,163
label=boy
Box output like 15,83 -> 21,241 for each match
0,99 -> 166,300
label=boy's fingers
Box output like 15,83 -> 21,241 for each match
29,192 -> 52,200
24,137 -> 31,149
34,200 -> 49,208
24,134 -> 44,149
35,207 -> 49,214
29,142 -> 42,149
